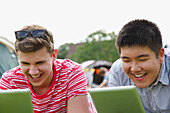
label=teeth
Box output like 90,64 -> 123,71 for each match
31,75 -> 40,78
134,74 -> 144,78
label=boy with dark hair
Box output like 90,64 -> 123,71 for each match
109,19 -> 170,112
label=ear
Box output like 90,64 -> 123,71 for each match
158,48 -> 164,63
52,49 -> 57,59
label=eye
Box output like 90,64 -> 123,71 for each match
122,59 -> 130,63
21,62 -> 29,65
139,59 -> 147,62
36,61 -> 44,65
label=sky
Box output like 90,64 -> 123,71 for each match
0,0 -> 170,49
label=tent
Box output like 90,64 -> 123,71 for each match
0,36 -> 19,78
81,60 -> 113,88
81,60 -> 113,69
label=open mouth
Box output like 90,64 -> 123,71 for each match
133,73 -> 147,78
30,73 -> 43,79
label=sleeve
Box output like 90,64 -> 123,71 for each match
67,64 -> 88,100
0,72 -> 13,89
109,62 -> 122,87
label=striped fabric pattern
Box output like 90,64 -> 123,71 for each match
0,59 -> 96,113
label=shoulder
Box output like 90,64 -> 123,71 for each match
163,48 -> 170,69
56,59 -> 81,69
63,59 -> 80,68
164,48 -> 170,59
1,66 -> 28,89
112,58 -> 122,65
2,66 -> 25,79
164,48 -> 170,55
110,58 -> 123,72
53,59 -> 87,93
53,59 -> 83,75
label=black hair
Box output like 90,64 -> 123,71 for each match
116,19 -> 162,57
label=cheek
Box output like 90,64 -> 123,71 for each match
41,63 -> 53,72
146,59 -> 160,70
121,63 -> 130,73
20,66 -> 28,75
150,61 -> 161,74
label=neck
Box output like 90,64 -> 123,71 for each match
32,86 -> 51,95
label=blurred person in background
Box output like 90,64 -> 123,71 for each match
96,67 -> 109,88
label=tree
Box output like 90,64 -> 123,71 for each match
69,30 -> 120,63
57,43 -> 73,59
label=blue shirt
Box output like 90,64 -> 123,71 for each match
109,48 -> 170,113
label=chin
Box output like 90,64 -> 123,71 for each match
135,84 -> 148,88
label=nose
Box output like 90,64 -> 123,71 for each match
29,65 -> 39,75
130,61 -> 141,72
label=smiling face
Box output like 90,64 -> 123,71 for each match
120,46 -> 164,88
17,47 -> 54,90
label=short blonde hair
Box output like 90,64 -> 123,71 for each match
15,25 -> 54,56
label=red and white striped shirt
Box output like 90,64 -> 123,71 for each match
0,59 -> 97,113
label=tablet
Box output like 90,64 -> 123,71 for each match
88,86 -> 145,113
0,89 -> 34,113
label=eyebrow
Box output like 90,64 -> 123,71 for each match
20,59 -> 48,64
121,54 -> 150,59
20,61 -> 29,64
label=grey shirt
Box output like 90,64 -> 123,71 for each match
109,48 -> 170,113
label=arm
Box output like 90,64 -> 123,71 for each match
97,72 -> 109,88
109,67 -> 121,87
0,73 -> 12,89
65,60 -> 95,113
109,59 -> 125,87
96,80 -> 107,88
67,95 -> 89,113
0,67 -> 27,89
